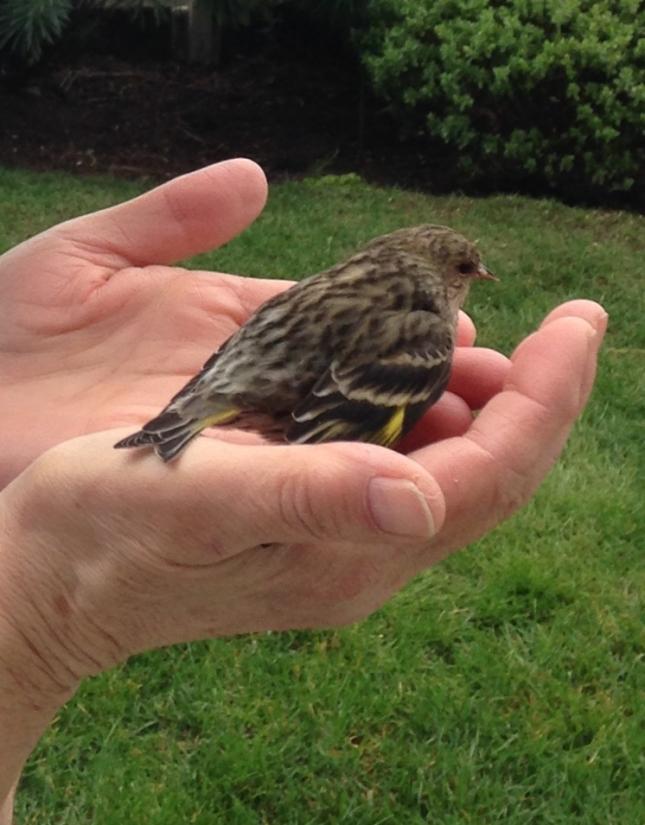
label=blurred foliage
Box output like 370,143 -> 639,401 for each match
2,0 -> 642,202
198,0 -> 282,30
0,1 -> 175,62
0,0 -> 74,62
290,0 -> 369,32
0,0 -> 277,63
360,0 -> 645,196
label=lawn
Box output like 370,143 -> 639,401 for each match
1,166 -> 643,824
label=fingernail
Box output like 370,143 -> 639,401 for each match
581,317 -> 605,403
368,477 -> 435,539
593,310 -> 608,340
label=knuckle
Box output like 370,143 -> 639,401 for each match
275,470 -> 331,542
470,439 -> 536,523
492,458 -> 537,521
493,471 -> 532,520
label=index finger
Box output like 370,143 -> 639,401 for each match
410,300 -> 607,561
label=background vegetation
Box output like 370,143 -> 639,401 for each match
361,0 -> 645,196
1,1 -> 642,820
1,0 -> 643,204
1,166 -> 642,824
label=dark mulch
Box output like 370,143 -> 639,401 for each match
0,15 -> 640,211
0,34 -> 445,190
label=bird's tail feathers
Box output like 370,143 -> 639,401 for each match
114,407 -> 239,462
153,425 -> 202,462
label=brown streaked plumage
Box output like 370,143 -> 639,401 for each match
114,224 -> 496,461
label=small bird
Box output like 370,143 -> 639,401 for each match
114,225 -> 496,461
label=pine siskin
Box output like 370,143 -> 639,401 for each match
114,225 -> 496,462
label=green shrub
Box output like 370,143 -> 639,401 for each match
0,0 -> 73,62
0,0 -> 171,63
361,0 -> 645,194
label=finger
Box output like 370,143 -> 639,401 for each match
399,347 -> 510,452
398,348 -> 510,452
410,304 -> 607,560
183,440 -> 447,552
540,299 -> 608,333
106,434 -> 446,556
539,299 -> 608,403
447,347 -> 510,408
56,159 -> 268,267
397,392 -> 474,453
457,311 -> 476,346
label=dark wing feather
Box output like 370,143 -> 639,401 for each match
287,311 -> 454,446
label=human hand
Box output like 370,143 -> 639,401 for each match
0,160 -> 607,823
0,298 -> 606,702
0,159 -> 505,486
0,159 -> 272,485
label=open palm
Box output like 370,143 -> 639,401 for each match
0,161 -> 275,482
0,157 -> 606,675
0,159 -> 506,486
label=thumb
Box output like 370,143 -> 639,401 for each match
178,440 -> 445,553
57,433 -> 445,561
54,158 -> 268,267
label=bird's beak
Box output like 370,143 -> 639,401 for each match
476,264 -> 498,281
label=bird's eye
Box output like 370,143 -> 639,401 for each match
457,262 -> 475,275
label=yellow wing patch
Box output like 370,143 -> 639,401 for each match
200,408 -> 240,429
373,406 -> 406,446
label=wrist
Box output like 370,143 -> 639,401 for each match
0,474 -> 86,696
0,478 -> 87,811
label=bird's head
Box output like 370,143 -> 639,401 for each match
387,224 -> 497,310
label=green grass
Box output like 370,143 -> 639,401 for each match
1,166 -> 643,824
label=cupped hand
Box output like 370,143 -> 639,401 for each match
1,299 -> 606,701
0,157 -> 606,697
0,159 -> 274,484
0,160 -> 504,487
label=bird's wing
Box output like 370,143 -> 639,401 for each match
169,333 -> 232,398
287,311 -> 454,446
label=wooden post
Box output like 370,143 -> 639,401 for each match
170,1 -> 188,61
170,1 -> 214,65
188,0 -> 214,65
